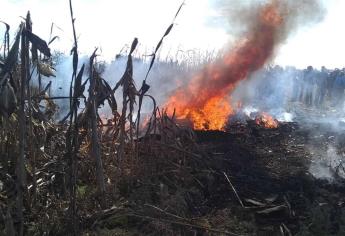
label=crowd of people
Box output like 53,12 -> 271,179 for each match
251,65 -> 345,109
291,66 -> 345,107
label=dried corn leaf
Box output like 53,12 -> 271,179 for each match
37,62 -> 56,77
24,30 -> 51,57
0,21 -> 10,32
74,64 -> 85,98
71,46 -> 78,77
0,25 -> 22,77
144,0 -> 183,81
0,80 -> 17,117
0,21 -> 10,55
48,36 -> 59,45
101,78 -> 117,113
163,24 -> 174,38
141,80 -> 150,94
174,1 -> 185,19
129,38 -> 138,54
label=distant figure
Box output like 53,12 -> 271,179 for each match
304,66 -> 315,106
332,69 -> 345,107
289,66 -> 301,102
328,69 -> 338,101
272,65 -> 285,107
315,66 -> 328,107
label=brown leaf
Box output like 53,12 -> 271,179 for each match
24,30 -> 51,57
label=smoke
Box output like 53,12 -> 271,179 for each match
100,56 -> 201,118
33,54 -> 89,120
231,65 -> 298,121
217,0 -> 325,40
37,54 -> 193,120
309,144 -> 345,181
35,49 -> 205,122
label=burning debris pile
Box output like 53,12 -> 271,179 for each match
254,112 -> 279,129
166,1 -> 282,130
166,0 -> 325,131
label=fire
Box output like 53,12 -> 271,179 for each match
139,114 -> 152,131
171,95 -> 233,130
255,112 -> 279,129
165,1 -> 284,131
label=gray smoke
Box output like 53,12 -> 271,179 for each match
215,0 -> 326,38
309,144 -> 345,180
33,54 -> 89,120
100,55 -> 203,117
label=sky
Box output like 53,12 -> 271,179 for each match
0,0 -> 345,69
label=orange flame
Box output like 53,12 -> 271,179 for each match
255,112 -> 279,129
172,96 -> 233,130
165,1 -> 284,130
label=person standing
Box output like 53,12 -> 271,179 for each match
332,69 -> 345,107
315,66 -> 328,107
304,66 -> 314,107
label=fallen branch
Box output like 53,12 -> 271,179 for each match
280,223 -> 292,236
223,172 -> 245,208
144,203 -> 187,221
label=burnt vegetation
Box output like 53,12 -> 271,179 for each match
0,1 -> 345,236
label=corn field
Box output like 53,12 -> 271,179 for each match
0,1 -> 225,235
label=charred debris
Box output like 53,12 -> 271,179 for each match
0,1 -> 345,236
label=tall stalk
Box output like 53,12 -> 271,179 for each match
25,12 -> 37,205
88,49 -> 106,208
67,0 -> 80,234
17,19 -> 28,236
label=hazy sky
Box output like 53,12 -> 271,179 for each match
0,0 -> 345,69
